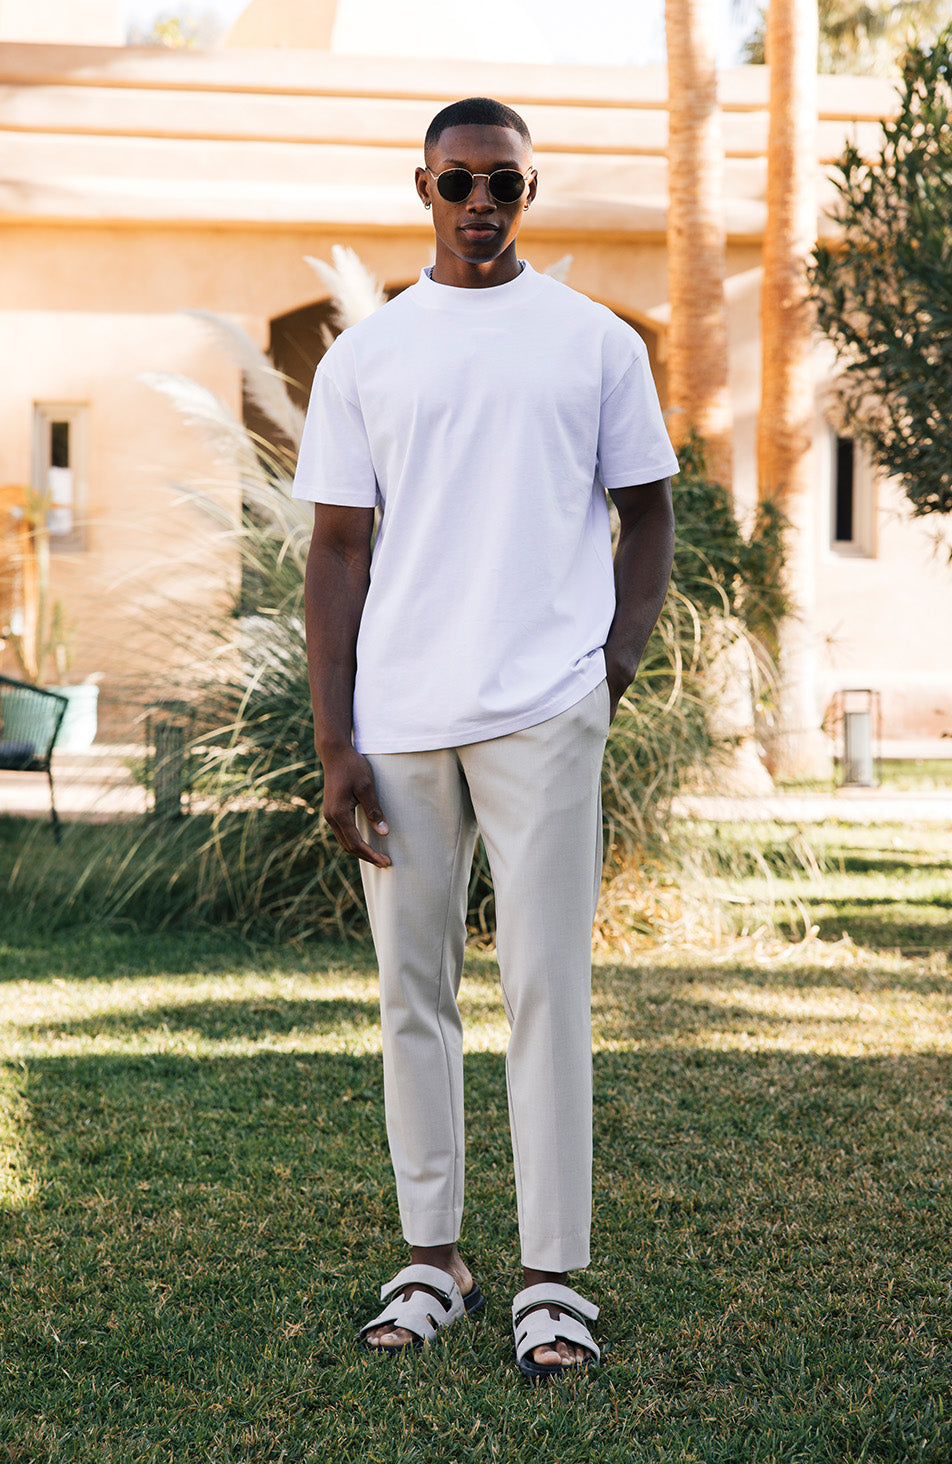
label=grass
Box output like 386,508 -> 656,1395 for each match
687,821 -> 952,953
875,759 -> 952,790
776,758 -> 952,793
0,819 -> 950,1462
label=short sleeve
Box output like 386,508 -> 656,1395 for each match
596,332 -> 679,491
291,339 -> 378,508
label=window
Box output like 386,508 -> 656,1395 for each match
830,431 -> 876,557
833,435 -> 854,542
32,404 -> 88,551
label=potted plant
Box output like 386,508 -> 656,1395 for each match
1,485 -> 99,750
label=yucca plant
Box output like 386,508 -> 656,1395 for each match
33,249 -> 786,940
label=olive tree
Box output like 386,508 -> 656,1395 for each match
809,27 -> 952,516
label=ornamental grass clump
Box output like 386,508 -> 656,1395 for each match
17,250 -> 788,940
601,436 -> 788,855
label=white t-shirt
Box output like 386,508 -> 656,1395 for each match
292,262 -> 678,754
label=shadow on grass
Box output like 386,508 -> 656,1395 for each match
812,894 -> 952,911
794,898 -> 952,952
2,1038 -> 950,1462
831,850 -> 952,876
595,956 -> 952,997
22,994 -> 381,1043
0,926 -> 379,983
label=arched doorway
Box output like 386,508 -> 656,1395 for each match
242,287 -> 413,452
241,298 -> 335,453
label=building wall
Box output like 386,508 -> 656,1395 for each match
816,470 -> 952,740
0,310 -> 241,733
0,42 -> 948,745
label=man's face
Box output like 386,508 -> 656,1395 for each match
415,124 -> 537,282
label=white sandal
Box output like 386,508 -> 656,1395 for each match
359,1264 -> 485,1354
512,1282 -> 600,1382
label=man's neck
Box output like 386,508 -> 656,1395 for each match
430,245 -> 522,289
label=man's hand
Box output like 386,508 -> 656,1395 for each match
321,745 -> 391,868
303,502 -> 389,865
604,656 -> 630,724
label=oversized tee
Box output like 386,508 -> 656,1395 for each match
292,261 -> 678,753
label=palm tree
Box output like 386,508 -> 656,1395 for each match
744,1 -> 952,72
664,2 -> 779,793
822,0 -> 952,71
757,0 -> 829,776
665,0 -> 734,491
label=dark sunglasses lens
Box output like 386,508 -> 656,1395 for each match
436,170 -> 475,202
489,170 -> 526,203
434,169 -> 527,203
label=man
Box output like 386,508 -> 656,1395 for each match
293,97 -> 677,1382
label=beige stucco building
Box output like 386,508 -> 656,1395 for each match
1,0 -> 949,751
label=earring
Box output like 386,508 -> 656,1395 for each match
523,202 -> 530,211
424,201 -> 431,210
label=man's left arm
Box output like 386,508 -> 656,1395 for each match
604,478 -> 676,721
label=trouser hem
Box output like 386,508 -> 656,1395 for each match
401,1210 -> 462,1248
520,1232 -> 591,1273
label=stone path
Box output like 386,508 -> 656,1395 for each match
0,746 -> 148,823
2,746 -> 950,827
673,788 -> 952,824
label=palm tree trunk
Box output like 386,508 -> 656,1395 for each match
665,0 -> 733,491
665,2 -> 775,793
758,0 -> 829,777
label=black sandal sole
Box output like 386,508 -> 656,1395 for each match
517,1355 -> 597,1384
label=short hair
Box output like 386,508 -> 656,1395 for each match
424,97 -> 532,156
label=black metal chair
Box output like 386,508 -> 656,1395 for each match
0,675 -> 69,840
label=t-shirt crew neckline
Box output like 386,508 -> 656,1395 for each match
413,260 -> 545,312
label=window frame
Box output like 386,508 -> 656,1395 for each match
31,402 -> 89,553
829,429 -> 877,558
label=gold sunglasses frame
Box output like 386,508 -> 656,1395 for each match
424,165 -> 537,204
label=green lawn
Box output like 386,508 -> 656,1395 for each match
871,760 -> 952,791
1,818 -> 950,1462
676,820 -> 952,955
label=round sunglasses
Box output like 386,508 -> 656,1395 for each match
425,165 -> 536,205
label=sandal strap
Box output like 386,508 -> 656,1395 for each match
512,1283 -> 600,1367
512,1282 -> 599,1327
380,1264 -> 462,1308
514,1311 -> 600,1366
360,1265 -> 465,1346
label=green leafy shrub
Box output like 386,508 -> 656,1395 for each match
809,26 -> 952,517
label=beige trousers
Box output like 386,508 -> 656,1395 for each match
359,680 -> 609,1272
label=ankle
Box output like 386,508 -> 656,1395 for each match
410,1243 -> 460,1270
522,1267 -> 568,1290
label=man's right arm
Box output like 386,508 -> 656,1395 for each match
304,502 -> 391,867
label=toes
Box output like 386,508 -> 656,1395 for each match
531,1341 -> 591,1368
366,1326 -> 412,1349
